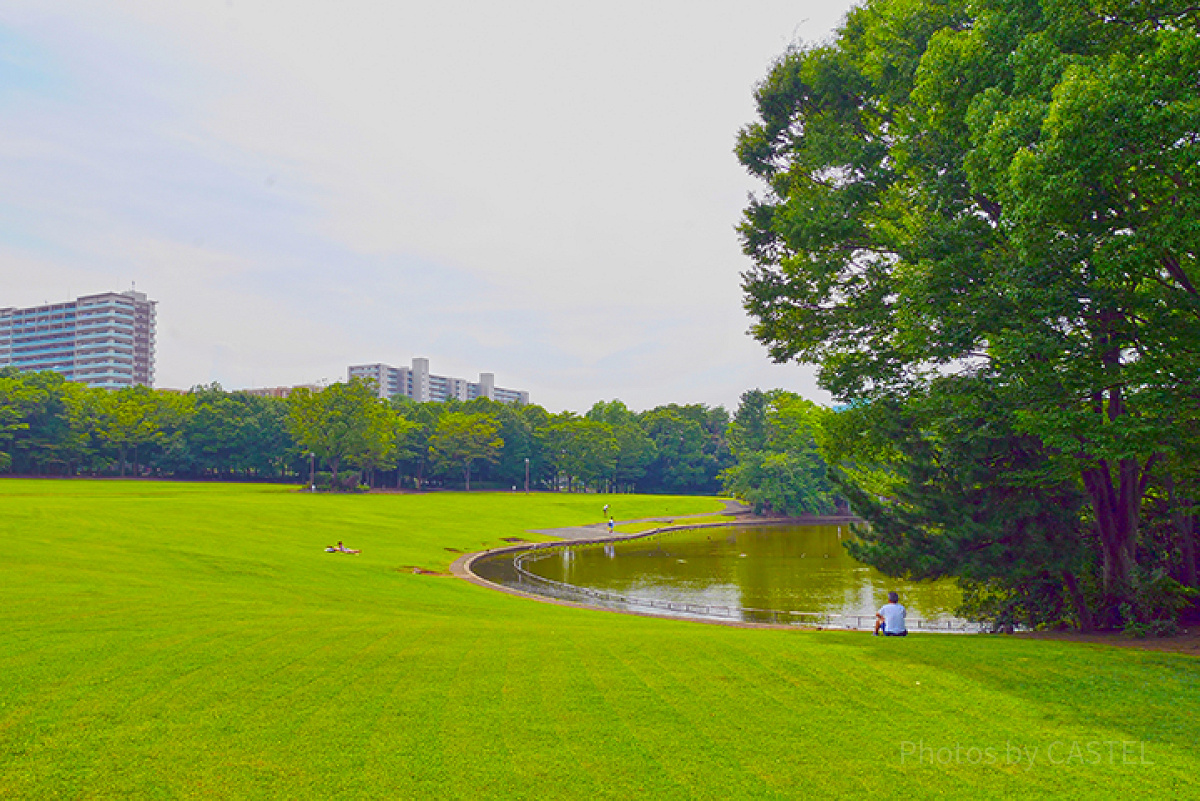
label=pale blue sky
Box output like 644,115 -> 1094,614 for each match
0,1 -> 856,410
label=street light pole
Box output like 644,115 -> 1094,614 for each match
524,457 -> 530,494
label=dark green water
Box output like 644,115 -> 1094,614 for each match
515,524 -> 963,626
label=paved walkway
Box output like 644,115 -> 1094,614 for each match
526,498 -> 752,541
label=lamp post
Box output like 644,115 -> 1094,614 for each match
308,452 -> 316,491
524,457 -> 530,494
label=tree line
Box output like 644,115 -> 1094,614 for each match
737,0 -> 1200,631
0,367 -> 836,505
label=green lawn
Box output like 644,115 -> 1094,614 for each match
1,480 -> 1196,799
613,514 -> 738,534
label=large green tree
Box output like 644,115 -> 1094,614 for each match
637,404 -> 731,494
287,378 -> 396,484
95,385 -> 179,476
737,0 -> 1200,623
355,405 -> 414,488
830,376 -> 1097,630
546,415 -> 619,492
0,367 -> 36,472
722,390 -> 839,516
393,397 -> 441,489
586,401 -> 657,492
428,411 -> 504,491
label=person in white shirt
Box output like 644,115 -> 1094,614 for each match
875,591 -> 908,637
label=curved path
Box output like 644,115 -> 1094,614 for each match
525,498 -> 753,541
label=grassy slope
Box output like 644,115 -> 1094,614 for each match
0,480 -> 1195,800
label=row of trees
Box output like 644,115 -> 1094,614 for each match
737,0 -> 1200,630
287,379 -> 739,493
2,368 -> 829,501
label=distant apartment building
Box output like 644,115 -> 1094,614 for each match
0,290 -> 157,389
349,358 -> 529,405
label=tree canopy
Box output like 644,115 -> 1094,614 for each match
0,369 -> 840,521
429,411 -> 504,491
737,0 -> 1200,629
286,378 -> 400,484
722,390 -> 839,516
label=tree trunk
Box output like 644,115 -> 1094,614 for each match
1079,380 -> 1155,622
1082,461 -> 1141,606
118,445 -> 127,477
1063,571 -> 1094,632
464,459 -> 471,491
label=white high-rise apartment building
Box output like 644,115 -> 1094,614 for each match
0,290 -> 157,388
349,358 -> 529,405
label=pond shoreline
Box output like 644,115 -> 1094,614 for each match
450,513 -> 873,632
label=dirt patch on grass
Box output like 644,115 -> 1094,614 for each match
397,566 -> 449,576
1015,629 -> 1200,657
501,537 -> 529,543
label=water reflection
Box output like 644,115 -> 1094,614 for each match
518,524 -> 962,622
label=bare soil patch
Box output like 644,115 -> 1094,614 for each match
397,566 -> 449,576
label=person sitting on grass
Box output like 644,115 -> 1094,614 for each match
325,541 -> 361,554
874,591 -> 907,637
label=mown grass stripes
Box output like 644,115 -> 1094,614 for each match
1,480 -> 1197,799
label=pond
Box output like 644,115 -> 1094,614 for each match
472,523 -> 970,631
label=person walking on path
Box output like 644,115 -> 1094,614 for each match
607,517 -> 615,535
874,591 -> 907,636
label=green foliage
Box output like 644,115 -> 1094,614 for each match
721,390 -> 839,515
612,420 -> 656,490
726,389 -> 771,455
1121,569 -> 1200,637
429,411 -> 504,490
546,414 -> 618,492
835,377 -> 1100,630
94,384 -> 183,476
0,369 -> 799,501
164,385 -> 293,478
0,367 -> 60,473
737,0 -> 1200,625
392,396 -> 441,488
287,378 -> 399,483
639,405 -> 731,494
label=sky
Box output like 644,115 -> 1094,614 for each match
0,0 -> 857,412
